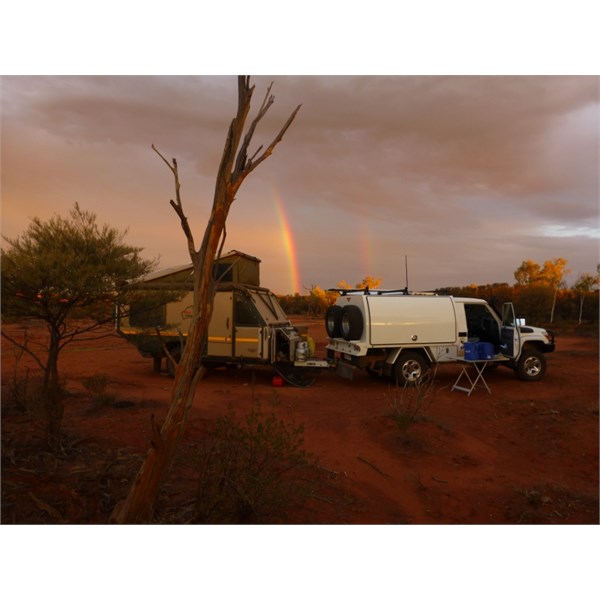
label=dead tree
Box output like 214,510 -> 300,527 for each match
110,76 -> 300,523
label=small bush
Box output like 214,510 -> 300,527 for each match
190,402 -> 316,524
82,374 -> 115,407
386,368 -> 439,431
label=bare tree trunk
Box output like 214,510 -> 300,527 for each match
110,76 -> 300,523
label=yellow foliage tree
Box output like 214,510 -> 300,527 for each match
356,275 -> 382,289
514,259 -> 543,285
541,258 -> 570,323
307,284 -> 337,314
514,257 -> 570,322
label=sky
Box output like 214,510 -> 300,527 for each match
2,75 -> 598,294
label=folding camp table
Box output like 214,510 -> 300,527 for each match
451,359 -> 493,396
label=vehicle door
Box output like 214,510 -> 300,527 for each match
464,302 -> 501,347
500,302 -> 520,359
207,292 -> 233,357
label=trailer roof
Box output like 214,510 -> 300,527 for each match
141,250 -> 261,283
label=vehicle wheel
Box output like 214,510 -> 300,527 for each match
516,348 -> 546,381
393,351 -> 429,386
341,305 -> 364,341
325,305 -> 343,338
166,346 -> 182,378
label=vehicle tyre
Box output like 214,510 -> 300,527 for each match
341,305 -> 364,341
166,345 -> 182,378
393,351 -> 429,386
325,305 -> 343,338
516,348 -> 546,381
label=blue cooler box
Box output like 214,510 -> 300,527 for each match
479,342 -> 495,360
464,342 -> 479,361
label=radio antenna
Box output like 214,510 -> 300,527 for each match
404,254 -> 409,295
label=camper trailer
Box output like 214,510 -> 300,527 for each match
116,251 -> 326,386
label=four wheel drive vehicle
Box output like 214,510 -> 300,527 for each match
325,290 -> 555,385
116,251 -> 327,386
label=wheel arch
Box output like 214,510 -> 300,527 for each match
520,340 -> 551,355
385,346 -> 435,366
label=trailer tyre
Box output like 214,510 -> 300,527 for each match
325,306 -> 343,338
341,305 -> 364,341
393,351 -> 429,386
516,348 -> 546,381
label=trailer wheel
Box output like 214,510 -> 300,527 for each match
393,351 -> 429,386
325,305 -> 343,338
341,305 -> 364,341
516,348 -> 546,381
275,364 -> 319,387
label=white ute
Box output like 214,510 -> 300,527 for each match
325,290 -> 555,384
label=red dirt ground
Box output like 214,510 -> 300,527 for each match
2,318 -> 598,524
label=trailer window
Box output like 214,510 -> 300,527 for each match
213,263 -> 234,282
254,290 -> 288,322
235,294 -> 263,326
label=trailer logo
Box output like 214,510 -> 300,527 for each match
181,305 -> 193,320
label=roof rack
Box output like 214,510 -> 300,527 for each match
327,287 -> 412,296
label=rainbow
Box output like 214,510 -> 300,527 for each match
272,190 -> 302,295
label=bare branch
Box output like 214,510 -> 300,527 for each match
150,415 -> 165,452
233,82 -> 274,177
216,77 -> 254,189
217,222 -> 227,261
58,330 -> 120,352
153,144 -> 198,261
151,144 -> 176,176
248,144 -> 264,164
243,103 -> 302,177
257,81 -> 275,114
154,326 -> 176,369
1,331 -> 46,371
229,91 -> 302,196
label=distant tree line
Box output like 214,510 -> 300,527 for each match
278,276 -> 382,317
278,259 -> 599,327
